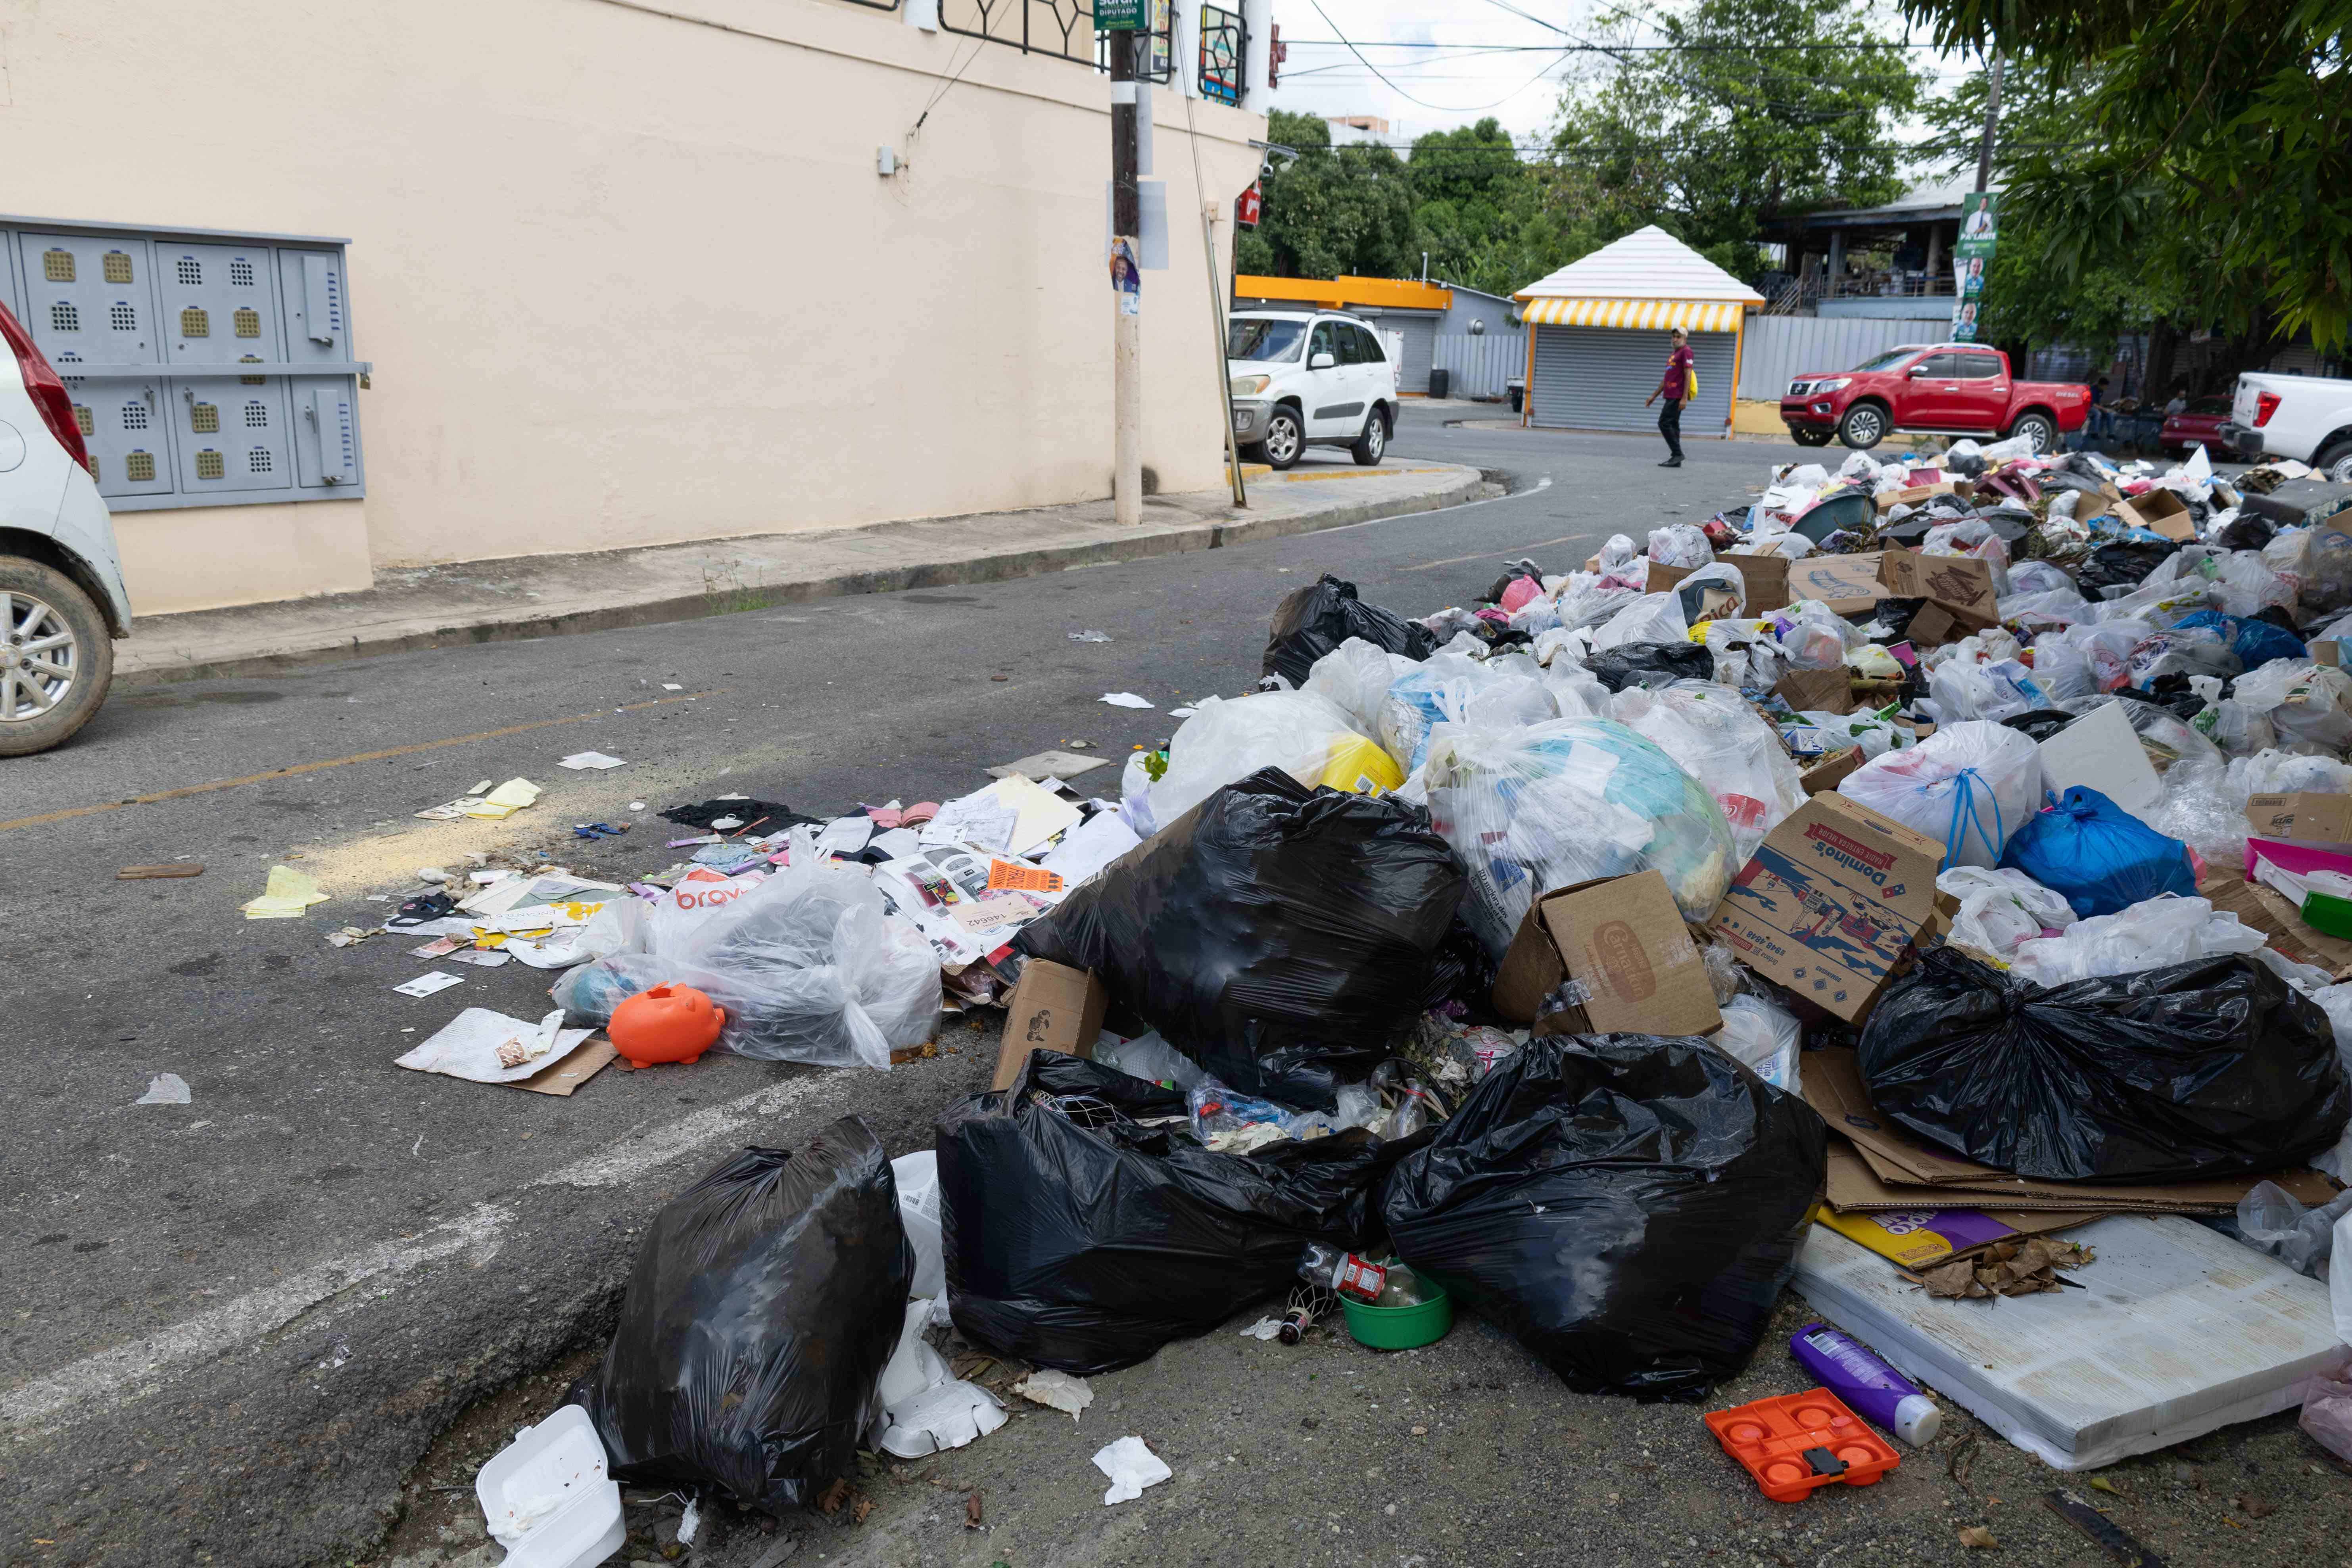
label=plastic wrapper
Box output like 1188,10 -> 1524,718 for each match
1597,533 -> 1640,573
1714,994 -> 1803,1092
1701,620 -> 1789,694
1839,720 -> 2042,869
1016,768 -> 1465,1108
1556,569 -> 1648,631
2006,559 -> 2075,597
1091,1029 -> 1206,1091
2234,1180 -> 2352,1280
1425,716 -> 1736,954
2229,747 -> 2352,800
2143,759 -> 2250,866
1590,592 -> 1691,651
2231,661 -> 2352,751
1998,786 -> 2196,919
2125,625 -> 2241,688
1797,710 -> 1908,760
2024,637 -> 2095,702
1263,573 -> 1437,687
1938,865 -> 2077,958
2006,893 -> 2268,987
937,1053 -> 1393,1374
1607,681 -> 1806,863
1928,656 -> 2051,723
2173,609 -> 2307,669
574,1117 -> 910,1511
1859,947 -> 2350,1182
2302,1365 -> 2352,1464
2197,697 -> 2277,758
1381,1035 -> 1826,1400
1379,653 -> 1559,773
1582,641 -> 1716,691
1769,602 -> 1862,670
1150,689 -> 1392,824
1647,524 -> 1714,570
1303,637 -> 1419,738
1998,587 -> 2091,632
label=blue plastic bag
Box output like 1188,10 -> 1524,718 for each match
1998,786 -> 2195,919
2175,609 -> 2307,670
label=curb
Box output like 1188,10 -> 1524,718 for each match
117,466 -> 1492,687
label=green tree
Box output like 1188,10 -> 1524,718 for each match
1549,0 -> 1928,273
1901,0 -> 2351,352
1234,109 -> 1418,280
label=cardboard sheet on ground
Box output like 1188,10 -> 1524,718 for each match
1796,1215 -> 2340,1470
397,1007 -> 600,1085
988,749 -> 1112,782
242,864 -> 330,919
927,776 -> 1081,858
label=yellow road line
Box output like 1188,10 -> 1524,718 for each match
0,691 -> 728,835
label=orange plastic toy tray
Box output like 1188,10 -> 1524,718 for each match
1703,1389 -> 1899,1503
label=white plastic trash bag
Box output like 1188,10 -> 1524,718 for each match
1304,637 -> 1419,738
1838,720 -> 2041,869
1424,716 -> 1737,956
1590,592 -> 1690,652
1607,681 -> 1805,863
1379,652 -> 1558,773
1713,994 -> 1803,1092
1938,866 -> 2077,959
1647,524 -> 1714,569
1149,689 -> 1376,823
2007,894 -> 2268,988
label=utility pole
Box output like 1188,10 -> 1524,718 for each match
1108,26 -> 1143,527
1973,50 -> 2004,194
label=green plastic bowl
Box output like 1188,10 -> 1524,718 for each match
1341,1284 -> 1453,1349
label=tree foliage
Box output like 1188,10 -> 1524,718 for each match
1233,110 -> 1417,281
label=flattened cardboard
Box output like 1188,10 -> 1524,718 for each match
1901,602 -> 1966,649
1710,793 -> 1942,1024
1875,482 -> 1957,513
2039,700 -> 2163,820
2116,488 -> 2196,542
1723,551 -> 1792,614
1491,871 -> 1722,1038
1784,553 -> 1887,617
993,959 -> 1107,1090
2200,874 -> 2352,974
2246,791 -> 2352,846
1799,747 -> 1865,796
1774,667 -> 1855,717
1878,549 -> 1997,624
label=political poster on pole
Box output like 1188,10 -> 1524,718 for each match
1950,192 -> 1997,342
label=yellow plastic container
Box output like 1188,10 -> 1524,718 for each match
1319,735 -> 1405,796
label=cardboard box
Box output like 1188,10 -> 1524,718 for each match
1774,666 -> 1855,717
1491,870 -> 1722,1038
1877,549 -> 1998,626
992,959 -> 1107,1090
1875,481 -> 1956,514
1650,552 -> 1792,615
2246,791 -> 2352,846
2116,488 -> 2197,542
1798,747 -> 1866,796
1709,792 -> 1942,1024
1899,602 -> 1966,649
1783,553 -> 1887,617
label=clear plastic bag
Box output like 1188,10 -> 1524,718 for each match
1838,720 -> 2042,868
1590,592 -> 1690,651
2233,662 -> 2352,751
2234,1179 -> 2352,1280
1770,601 -> 1863,670
1647,524 -> 1714,569
2227,747 -> 2352,800
1424,716 -> 1737,955
1597,533 -> 1640,573
2063,693 -> 2223,772
2199,697 -> 2277,758
2024,636 -> 2095,702
1151,689 -> 1382,823
1379,653 -> 1559,774
1606,680 -> 1806,863
2126,625 -> 2242,687
1556,570 -> 1647,631
1303,637 -> 1418,738
1928,656 -> 2050,723
2144,758 -> 2250,866
2006,894 -> 2268,987
1092,1029 -> 1206,1090
1937,865 -> 2077,958
2006,559 -> 2075,597
1714,993 -> 1803,1092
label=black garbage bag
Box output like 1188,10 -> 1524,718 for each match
573,1117 -> 910,1512
1380,1035 -> 1827,1401
1584,641 -> 1716,692
1421,914 -> 1498,1015
1263,573 -> 1438,687
1015,768 -> 1466,1108
938,1053 -> 1401,1374
2078,538 -> 2181,593
1859,948 -> 2351,1182
2001,708 -> 2080,743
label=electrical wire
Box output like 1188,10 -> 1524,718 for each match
1306,0 -> 1574,113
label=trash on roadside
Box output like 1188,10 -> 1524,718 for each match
1068,629 -> 1113,643
607,983 -> 726,1067
117,863 -> 203,880
1704,1389 -> 1899,1502
1010,1368 -> 1094,1419
415,777 -> 543,821
557,751 -> 629,770
1262,572 -> 1436,687
474,1405 -> 624,1566
1788,1323 -> 1941,1445
991,958 -> 1106,1089
392,971 -> 466,998
134,1072 -> 192,1105
1098,691 -> 1154,709
242,864 -> 330,919
1902,1235 -> 2095,1298
1091,1435 -> 1171,1505
874,1299 -> 1005,1458
573,1116 -> 908,1511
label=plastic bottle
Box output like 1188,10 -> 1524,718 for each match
1789,1322 -> 1942,1445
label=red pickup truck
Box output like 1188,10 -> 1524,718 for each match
1780,343 -> 2091,453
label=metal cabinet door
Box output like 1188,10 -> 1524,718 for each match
152,242 -> 285,367
68,376 -> 178,499
169,377 -> 293,494
289,375 -> 361,489
275,250 -> 349,363
15,234 -> 158,368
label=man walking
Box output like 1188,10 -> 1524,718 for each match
1644,326 -> 1695,467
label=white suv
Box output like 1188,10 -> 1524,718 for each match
0,300 -> 131,756
1227,311 -> 1397,470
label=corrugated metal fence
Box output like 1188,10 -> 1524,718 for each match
1736,315 -> 1951,400
1432,333 -> 1524,400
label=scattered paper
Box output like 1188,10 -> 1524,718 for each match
394,971 -> 466,998
134,1073 -> 192,1105
1168,706 -> 1199,719
817,816 -> 876,857
411,937 -> 463,958
1099,692 -> 1156,709
922,793 -> 1020,854
662,683 -> 683,691
243,865 -> 330,919
1013,1369 -> 1095,1420
1068,630 -> 1113,643
396,1007 -> 597,1084
1039,809 -> 1142,888
324,925 -> 376,948
417,777 -> 544,821
987,859 -> 1065,895
557,751 -> 629,770
444,948 -> 514,968
1092,1436 -> 1171,1505
987,749 -> 1112,782
1236,1317 -> 1283,1341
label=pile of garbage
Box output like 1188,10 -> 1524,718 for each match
453,435 -> 2352,1551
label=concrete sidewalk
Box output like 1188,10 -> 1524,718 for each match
117,461 -> 1492,684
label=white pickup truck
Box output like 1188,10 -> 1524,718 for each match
2224,372 -> 2352,478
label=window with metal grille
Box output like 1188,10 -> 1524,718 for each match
190,401 -> 219,433
228,258 -> 255,286
244,400 -> 268,428
233,307 -> 261,338
180,307 -> 209,338
195,450 -> 223,479
50,301 -> 78,332
109,302 -> 137,331
122,403 -> 148,430
176,258 -> 202,286
104,252 -> 134,283
943,0 -> 1110,72
125,452 -> 156,482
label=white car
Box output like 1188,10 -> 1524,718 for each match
2224,371 -> 2352,478
1227,310 -> 1398,470
0,300 -> 131,756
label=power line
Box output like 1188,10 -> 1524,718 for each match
1282,38 -> 1942,52
1304,0 -> 1575,113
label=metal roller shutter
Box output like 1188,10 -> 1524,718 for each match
1528,324 -> 1737,435
1389,314 -> 1437,393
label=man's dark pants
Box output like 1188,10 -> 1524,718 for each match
1659,398 -> 1685,460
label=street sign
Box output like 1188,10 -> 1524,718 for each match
1236,183 -> 1261,228
1097,0 -> 1145,30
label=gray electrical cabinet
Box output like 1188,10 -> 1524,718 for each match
2,218 -> 368,511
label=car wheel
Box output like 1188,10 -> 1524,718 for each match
2317,438 -> 2352,483
1261,406 -> 1304,470
1789,426 -> 1835,448
2007,411 -> 2057,453
1350,407 -> 1388,466
0,557 -> 115,758
1837,403 -> 1887,449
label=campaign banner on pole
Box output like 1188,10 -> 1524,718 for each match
1950,192 -> 1998,342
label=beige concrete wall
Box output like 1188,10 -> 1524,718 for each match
0,0 -> 1265,612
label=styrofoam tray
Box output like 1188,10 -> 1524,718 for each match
475,1405 -> 625,1568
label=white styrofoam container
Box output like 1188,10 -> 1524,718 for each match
474,1405 -> 625,1568
1796,1214 -> 2338,1470
2036,699 -> 2162,820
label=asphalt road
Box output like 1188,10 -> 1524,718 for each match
4,411 -> 2341,1568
